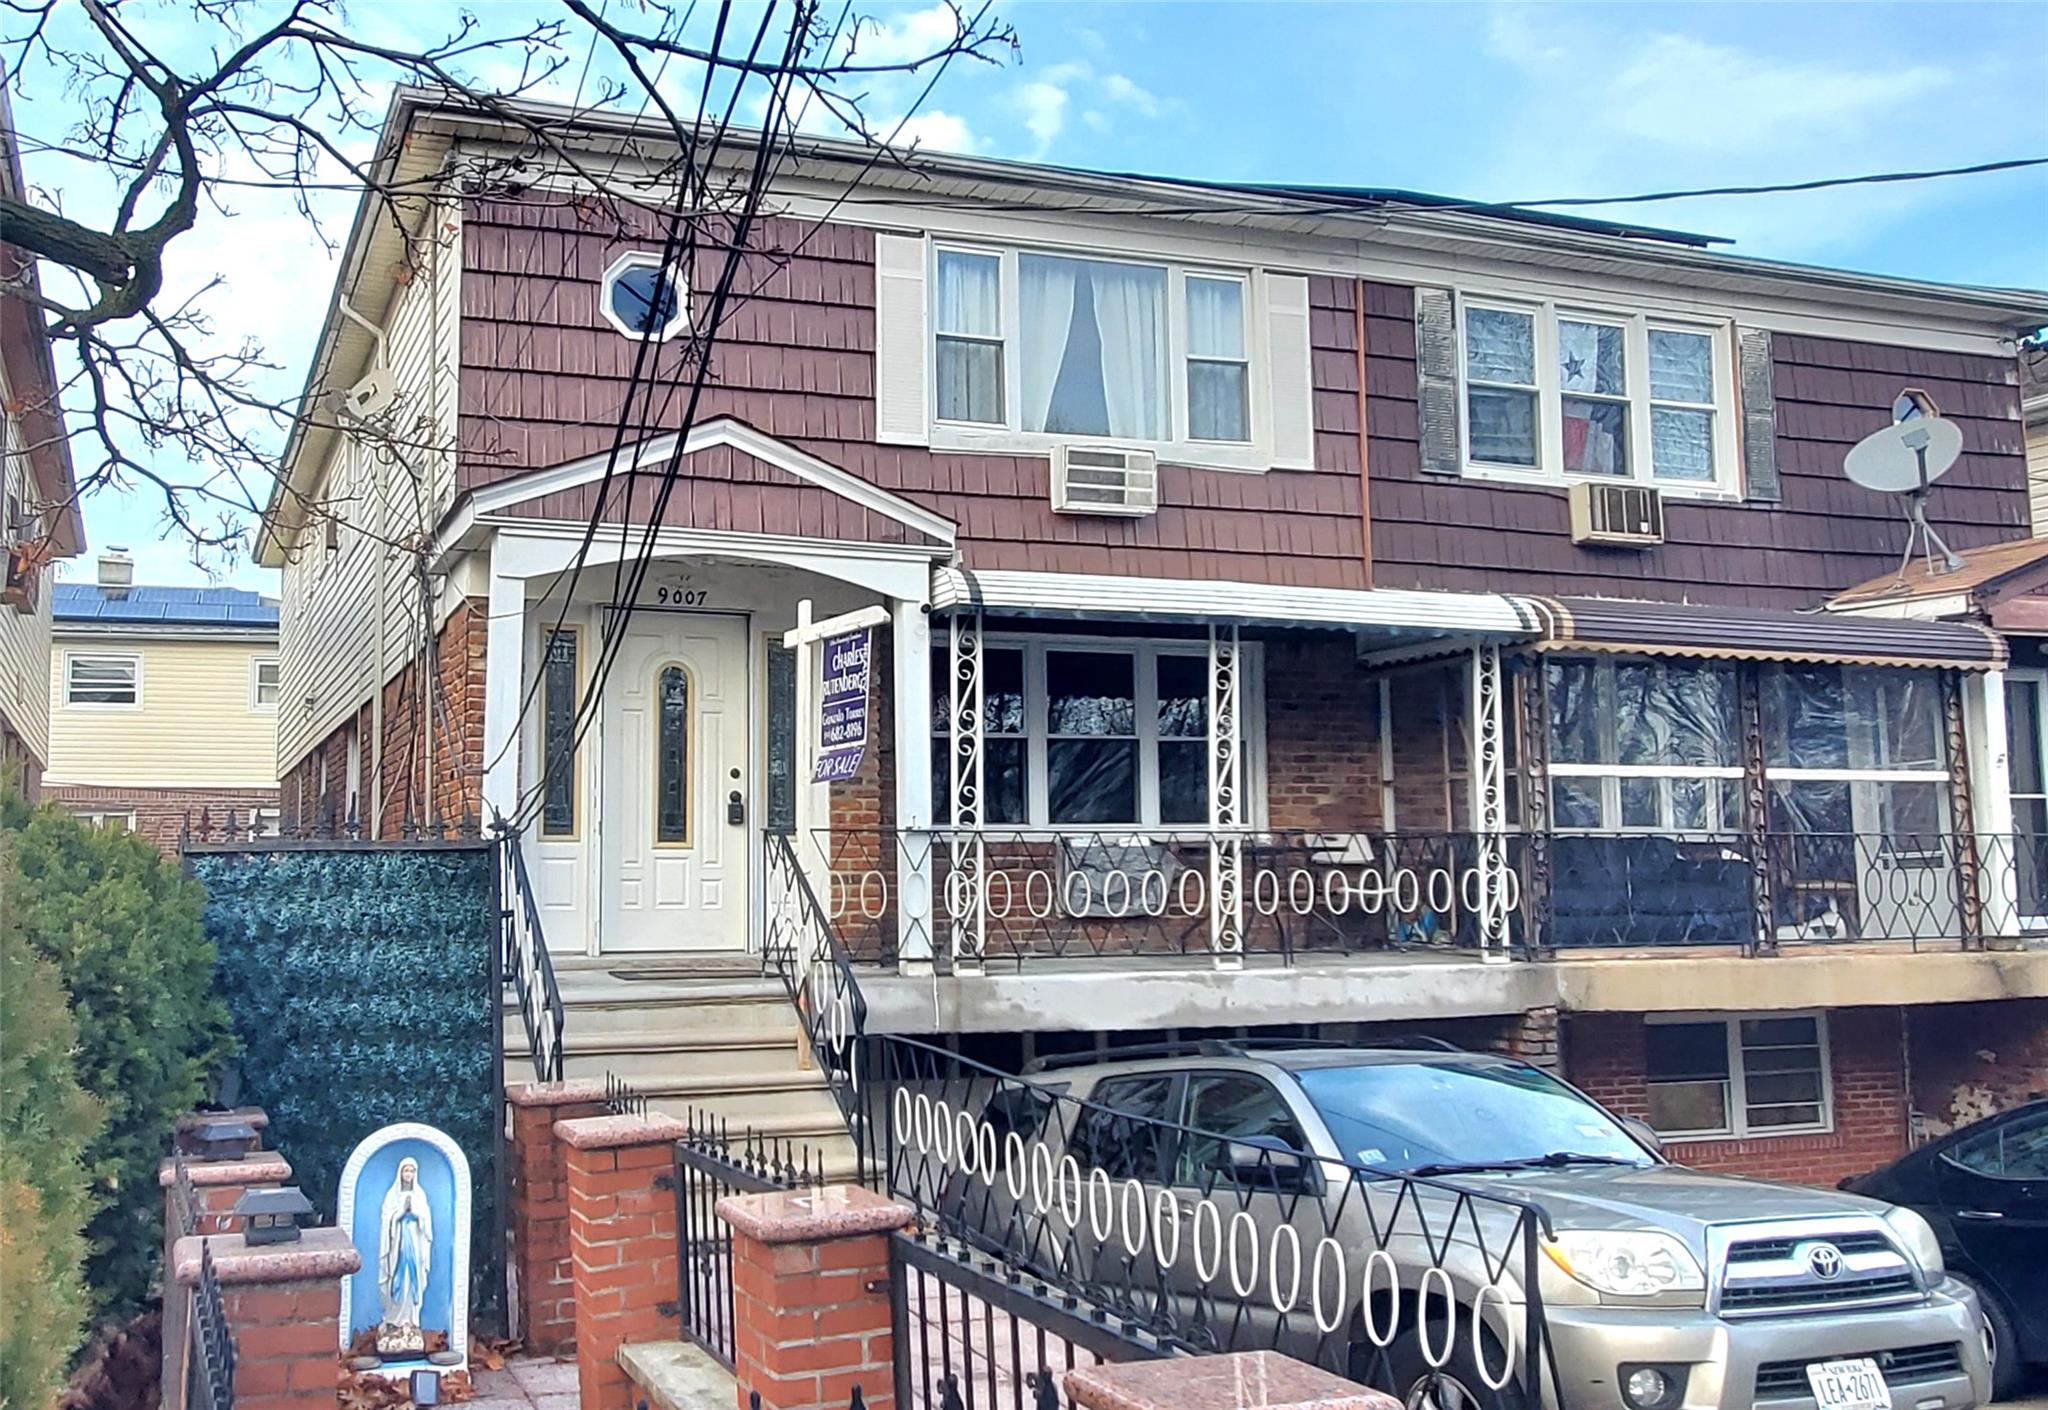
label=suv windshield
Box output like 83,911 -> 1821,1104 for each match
1295,1060 -> 1655,1174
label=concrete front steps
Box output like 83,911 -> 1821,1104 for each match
503,959 -> 861,1180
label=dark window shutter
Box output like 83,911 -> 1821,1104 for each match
1738,327 -> 1780,502
1415,287 -> 1462,476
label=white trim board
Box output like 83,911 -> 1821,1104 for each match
465,415 -> 958,547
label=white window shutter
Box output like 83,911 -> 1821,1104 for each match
874,232 -> 930,446
1264,272 -> 1315,470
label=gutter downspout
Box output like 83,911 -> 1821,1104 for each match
339,296 -> 390,839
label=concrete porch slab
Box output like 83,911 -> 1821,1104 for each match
860,952 -> 1559,1033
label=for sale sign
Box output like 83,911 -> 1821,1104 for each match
813,628 -> 872,783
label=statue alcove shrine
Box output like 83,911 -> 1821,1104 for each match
336,1123 -> 472,1380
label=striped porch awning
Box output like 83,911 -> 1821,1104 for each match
1524,596 -> 2006,671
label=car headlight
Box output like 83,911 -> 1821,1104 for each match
1882,1206 -> 1945,1280
1543,1230 -> 1705,1297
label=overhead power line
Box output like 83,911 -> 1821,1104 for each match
1499,156 -> 2048,211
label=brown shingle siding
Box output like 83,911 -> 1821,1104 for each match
1363,279 -> 2029,608
459,201 -> 1370,588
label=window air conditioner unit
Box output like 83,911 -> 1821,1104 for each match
1569,480 -> 1664,548
1050,445 -> 1159,517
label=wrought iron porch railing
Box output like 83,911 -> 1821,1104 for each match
855,1033 -> 1566,1409
762,830 -> 870,1150
497,832 -> 565,1082
800,827 -> 1527,969
796,825 -> 2048,966
670,1112 -> 825,1371
189,1242 -> 237,1410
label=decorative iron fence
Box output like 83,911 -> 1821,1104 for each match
671,1114 -> 826,1371
857,1035 -> 1564,1409
497,833 -> 565,1082
891,1230 -> 1168,1410
188,1242 -> 237,1410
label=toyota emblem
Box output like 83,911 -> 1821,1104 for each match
1803,1242 -> 1846,1280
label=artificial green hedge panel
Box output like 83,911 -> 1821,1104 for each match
190,844 -> 501,1329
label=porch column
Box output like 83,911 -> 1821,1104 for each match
482,546 -> 526,827
947,612 -> 986,974
1467,643 -> 1511,962
891,598 -> 934,971
1964,668 -> 2019,943
1209,625 -> 1244,968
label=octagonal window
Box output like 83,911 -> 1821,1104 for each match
601,253 -> 688,341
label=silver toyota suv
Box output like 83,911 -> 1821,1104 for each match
946,1040 -> 1990,1410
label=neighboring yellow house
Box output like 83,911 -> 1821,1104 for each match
46,550 -> 282,851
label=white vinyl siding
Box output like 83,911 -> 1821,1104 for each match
2028,419 -> 2048,537
275,203 -> 462,787
47,637 -> 278,788
0,359 -> 54,770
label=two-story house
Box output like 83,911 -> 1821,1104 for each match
47,551 -> 282,850
1,78 -> 85,799
263,88 -> 2047,1186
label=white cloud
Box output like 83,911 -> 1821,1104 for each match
1012,78 -> 1072,155
1470,8 -> 1990,259
846,3 -> 971,66
1005,60 -> 1165,159
886,109 -> 981,154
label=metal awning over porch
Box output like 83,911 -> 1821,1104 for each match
1524,596 -> 2007,671
930,567 -> 1541,654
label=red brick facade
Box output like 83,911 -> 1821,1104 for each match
48,782 -> 280,854
1908,998 -> 2048,1138
0,719 -> 41,801
1566,1007 -> 1911,1186
280,597 -> 487,836
506,1082 -> 608,1352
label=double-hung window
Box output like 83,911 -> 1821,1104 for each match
931,245 -> 1259,459
1460,300 -> 1735,492
66,653 -> 140,707
1645,1014 -> 1832,1138
250,659 -> 280,710
1547,656 -> 1741,832
931,638 -> 1253,828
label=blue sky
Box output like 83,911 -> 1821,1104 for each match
26,0 -> 2048,591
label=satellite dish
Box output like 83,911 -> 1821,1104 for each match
1843,396 -> 1966,577
1844,416 -> 1963,494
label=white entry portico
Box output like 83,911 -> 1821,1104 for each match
460,418 -> 950,962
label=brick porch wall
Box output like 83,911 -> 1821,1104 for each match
1565,1007 -> 1910,1186
49,783 -> 280,855
1907,998 -> 2048,1138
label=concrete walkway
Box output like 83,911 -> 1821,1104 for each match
465,1356 -> 580,1410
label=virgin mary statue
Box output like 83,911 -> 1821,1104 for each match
377,1157 -> 433,1347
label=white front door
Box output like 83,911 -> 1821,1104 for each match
601,614 -> 750,953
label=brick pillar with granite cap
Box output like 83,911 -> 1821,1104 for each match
170,1228 -> 361,1410
1065,1351 -> 1399,1410
160,1119 -> 292,1410
507,1079 -> 609,1351
716,1183 -> 913,1410
557,1110 -> 690,1410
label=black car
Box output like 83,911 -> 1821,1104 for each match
1843,1099 -> 2048,1401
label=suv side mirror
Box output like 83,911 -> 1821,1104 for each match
1226,1135 -> 1320,1194
1621,1115 -> 1666,1158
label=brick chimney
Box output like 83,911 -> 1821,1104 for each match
97,548 -> 134,599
